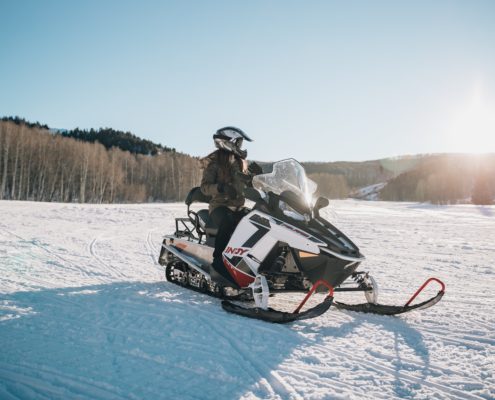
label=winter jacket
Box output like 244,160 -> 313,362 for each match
200,150 -> 247,213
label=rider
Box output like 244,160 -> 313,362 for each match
200,126 -> 262,286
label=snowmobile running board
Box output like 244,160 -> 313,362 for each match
222,280 -> 334,324
334,277 -> 445,316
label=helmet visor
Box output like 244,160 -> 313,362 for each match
233,137 -> 243,148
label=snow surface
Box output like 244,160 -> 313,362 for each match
0,200 -> 494,400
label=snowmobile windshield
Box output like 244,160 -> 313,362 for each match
252,159 -> 317,208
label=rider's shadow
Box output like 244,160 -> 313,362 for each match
0,281 -> 304,400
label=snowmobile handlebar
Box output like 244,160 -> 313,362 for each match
404,277 -> 445,307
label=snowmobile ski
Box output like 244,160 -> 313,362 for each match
222,280 -> 334,324
334,277 -> 445,316
222,297 -> 333,323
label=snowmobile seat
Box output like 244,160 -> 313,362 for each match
204,218 -> 218,237
194,209 -> 218,238
196,209 -> 210,229
183,187 -> 215,241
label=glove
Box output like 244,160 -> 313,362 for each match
248,162 -> 263,175
236,171 -> 251,184
224,184 -> 237,199
217,183 -> 237,199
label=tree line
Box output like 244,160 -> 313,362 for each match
2,116 -> 174,156
60,127 -> 175,156
0,120 -> 201,203
1,116 -> 49,130
1,118 -> 493,205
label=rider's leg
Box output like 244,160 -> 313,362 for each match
209,207 -> 239,287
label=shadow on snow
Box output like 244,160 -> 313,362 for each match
0,282 -> 304,400
300,312 -> 430,398
0,282 -> 429,399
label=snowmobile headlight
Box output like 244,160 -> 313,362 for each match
280,201 -> 309,222
299,251 -> 318,258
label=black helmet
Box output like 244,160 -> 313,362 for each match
213,126 -> 252,158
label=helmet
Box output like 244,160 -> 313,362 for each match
213,126 -> 252,158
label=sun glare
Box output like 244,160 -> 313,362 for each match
449,83 -> 495,154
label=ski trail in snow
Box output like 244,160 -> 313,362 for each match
146,228 -> 159,254
322,346 -> 483,400
200,312 -> 303,400
0,362 -> 125,400
145,229 -> 160,267
421,330 -> 495,349
0,224 -> 108,293
419,326 -> 495,347
88,236 -> 127,280
0,224 -> 89,277
0,201 -> 493,399
302,329 -> 487,400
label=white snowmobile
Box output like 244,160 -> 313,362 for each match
158,159 -> 445,323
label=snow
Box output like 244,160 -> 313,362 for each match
0,200 -> 494,400
350,182 -> 387,200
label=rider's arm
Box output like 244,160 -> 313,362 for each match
200,161 -> 221,197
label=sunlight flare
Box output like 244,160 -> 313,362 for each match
449,82 -> 495,153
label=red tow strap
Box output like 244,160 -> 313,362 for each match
294,279 -> 334,314
404,277 -> 446,307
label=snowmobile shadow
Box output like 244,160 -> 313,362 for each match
0,282 -> 304,399
300,311 -> 431,397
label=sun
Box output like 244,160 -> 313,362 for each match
449,83 -> 495,154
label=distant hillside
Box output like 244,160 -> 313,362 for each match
379,154 -> 495,205
266,154 -> 494,204
302,156 -> 424,199
0,118 -> 200,203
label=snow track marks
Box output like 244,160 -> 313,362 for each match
0,201 -> 493,400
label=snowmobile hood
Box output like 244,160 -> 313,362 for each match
310,217 -> 364,260
270,210 -> 364,260
319,246 -> 365,262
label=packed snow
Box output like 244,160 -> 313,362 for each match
0,200 -> 493,399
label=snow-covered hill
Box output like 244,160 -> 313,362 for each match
0,200 -> 493,399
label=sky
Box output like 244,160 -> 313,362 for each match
1,0 -> 494,162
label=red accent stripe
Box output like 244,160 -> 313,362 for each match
294,280 -> 334,314
222,256 -> 255,288
404,277 -> 445,307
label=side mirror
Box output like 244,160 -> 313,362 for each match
314,196 -> 329,217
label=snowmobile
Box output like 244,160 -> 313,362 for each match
158,159 -> 445,323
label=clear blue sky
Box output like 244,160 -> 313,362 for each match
1,0 -> 494,161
